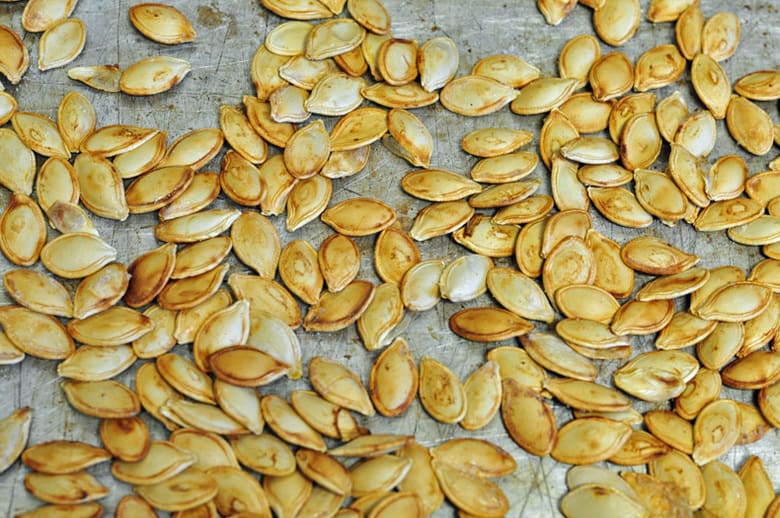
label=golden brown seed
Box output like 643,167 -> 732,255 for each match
501,379 -> 556,456
369,337 -> 418,417
129,3 -> 196,44
100,417 -> 150,463
726,95 -> 775,156
24,471 -> 109,505
592,0 -> 640,46
431,459 -> 508,517
510,77 -> 578,115
558,35 -> 600,89
589,52 -> 634,101
440,75 -> 518,117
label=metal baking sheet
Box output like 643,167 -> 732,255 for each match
1,0 -> 779,515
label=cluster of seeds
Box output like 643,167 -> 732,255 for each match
0,0 -> 780,516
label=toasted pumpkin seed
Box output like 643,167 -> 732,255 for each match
586,229 -> 634,298
487,346 -> 547,391
726,95 -> 774,156
309,356 -> 374,416
188,299 -> 248,372
129,3 -> 196,44
440,75 -> 517,117
634,44 -> 685,92
329,106 -> 388,151
263,470 -> 312,518
13,111 -> 69,159
555,284 -> 619,324
229,274 -> 302,329
493,194 -> 554,225
402,169 -> 482,201
735,70 -> 780,101
593,0 -> 640,46
158,262 -> 229,311
608,429 -> 670,466
450,307 -> 534,342
0,307 -> 72,360
112,441 -> 194,486
360,81 -> 439,108
552,417 -> 632,465
24,471 -> 108,505
269,84 -> 310,123
589,186 -> 653,228
432,459 -> 508,517
558,35 -> 600,89
374,227 -> 421,285
262,394 -> 327,452
113,131 -> 167,179
453,214 -> 519,257
589,53 -> 633,101
68,306 -> 152,346
376,38 -> 418,86
159,128 -> 223,170
0,92 -> 15,126
135,363 -> 182,431
290,390 -> 345,439
419,356 -> 466,424
675,110 -> 717,157
0,128 -> 34,195
41,232 -> 117,279
417,36 -> 459,92
120,56 -> 191,96
439,254 -> 493,302
21,441 -> 109,476
306,73 -> 365,116
134,468 -> 217,512
67,65 -> 122,93
3,269 -> 72,318
38,18 -> 85,71
691,399 -> 740,465
702,11 -> 740,61
57,345 -> 136,381
100,417 -> 151,463
357,282 -> 403,351
559,94 -> 613,134
155,208 -> 241,243
306,18 -> 365,60
543,236 -> 595,299
510,77 -> 577,115
561,483 -> 645,518
0,25 -> 29,84
73,153 -> 129,220
62,380 -> 140,418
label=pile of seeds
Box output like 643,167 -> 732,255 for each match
0,0 -> 779,516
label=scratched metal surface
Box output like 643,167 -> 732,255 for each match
0,0 -> 779,516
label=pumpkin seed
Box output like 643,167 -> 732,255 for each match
159,128 -> 223,170
402,168 -> 482,201
332,435 -> 413,458
3,269 -> 72,318
540,109 -> 579,170
24,471 -> 108,505
419,356 -> 467,424
696,281 -> 772,322
334,46 -> 368,76
322,197 -> 396,236
560,136 -> 619,164
376,38 -> 418,86
537,0 -> 577,25
113,131 -> 167,179
551,417 -> 632,465
385,108 -> 432,167
155,208 -> 241,243
690,53 -> 730,120
62,380 -> 140,418
636,267 -> 710,301
208,465 -> 271,517
722,350 -> 780,389
0,128 -> 35,195
461,128 -> 533,158
692,399 -> 740,465
265,21 -> 312,56
608,429 -> 670,466
320,146 -> 370,179
589,53 -> 633,101
264,470 -> 312,518
634,44 -> 685,92
547,378 -> 631,413
134,468 -> 218,512
706,154 -> 747,201
431,459 -> 508,518
135,363 -> 182,431
558,35 -> 600,89
129,3 -> 195,44
309,356 -> 374,416
269,84 -> 310,123
586,229 -> 634,298
38,18 -> 85,71
67,65 -> 122,93
278,240 -> 322,305
0,25 -> 29,84
112,441 -> 194,486
726,95 -> 774,156
163,399 -> 247,436
41,232 -> 117,279
411,199 -> 472,240
440,75 -> 517,117
306,73 -> 365,116
734,70 -> 780,101
100,417 -> 150,463
588,186 -> 653,228
360,81 -> 439,108
521,332 -> 598,381
57,345 -> 136,381
510,77 -> 577,115
543,236 -> 595,299
450,307 -> 534,342
117,495 -> 156,518
656,91 -> 689,143
620,113 -> 662,171
36,157 -> 78,217
329,106 -> 388,151
675,110 -> 717,158
290,390 -> 346,439
192,299 -> 250,371
303,279 -> 375,332
21,441 -> 109,476
674,368 -> 722,420
439,254 -> 493,302
73,153 -> 129,220
493,194 -> 554,225
158,171 -> 220,223
697,321 -> 744,371
566,465 -> 638,498
592,0 -> 640,46
231,433 -> 295,476
453,214 -> 519,257
2,309 -> 71,363
357,282 -> 404,351
262,394 -> 327,451
701,461 -> 748,518
702,11 -> 740,61
487,346 -> 547,391
157,353 -> 216,404
559,94 -> 613,134
418,36 -> 459,92
120,56 -> 191,96
374,227 -> 421,284
157,262 -> 229,311
367,337 -> 417,417
472,53 -> 540,89
306,18 -> 365,60
229,274 -> 302,329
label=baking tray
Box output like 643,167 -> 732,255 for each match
0,0 -> 779,515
